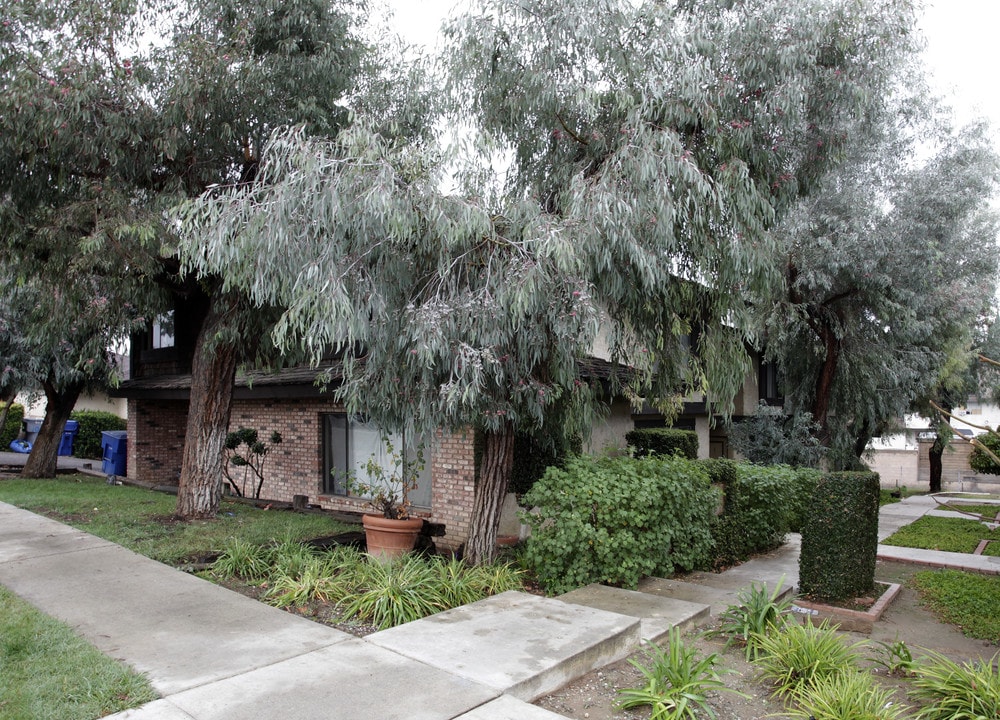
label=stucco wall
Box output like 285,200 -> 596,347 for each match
585,399 -> 634,454
866,449 -> 919,489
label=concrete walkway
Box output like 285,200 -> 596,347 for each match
0,493 -> 993,720
0,449 -> 103,474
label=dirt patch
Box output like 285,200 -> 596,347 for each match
534,560 -> 998,720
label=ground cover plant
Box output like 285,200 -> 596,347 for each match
0,475 -> 352,565
911,570 -> 1000,643
940,502 -> 1000,519
882,515 -> 1000,554
0,586 -> 156,719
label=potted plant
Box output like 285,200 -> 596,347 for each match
346,438 -> 425,559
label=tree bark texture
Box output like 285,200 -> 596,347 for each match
21,380 -> 82,479
175,293 -> 240,519
464,423 -> 516,566
811,325 -> 840,441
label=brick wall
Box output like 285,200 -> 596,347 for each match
127,396 -> 477,550
127,398 -> 187,485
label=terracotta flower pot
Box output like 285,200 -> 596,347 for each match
362,514 -> 424,560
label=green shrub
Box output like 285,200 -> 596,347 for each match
787,467 -> 822,532
698,457 -> 740,486
625,428 -> 699,460
710,464 -> 815,569
0,402 -> 24,448
728,403 -> 826,468
69,410 -> 127,459
799,471 -> 880,602
969,431 -> 1000,474
521,454 -> 717,594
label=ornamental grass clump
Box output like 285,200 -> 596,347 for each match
710,578 -> 792,660
786,669 -> 910,720
753,620 -> 865,698
617,629 -> 745,720
212,537 -> 275,582
909,649 -> 1000,720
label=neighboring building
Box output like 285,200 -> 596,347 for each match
867,398 -> 1000,492
17,352 -> 129,421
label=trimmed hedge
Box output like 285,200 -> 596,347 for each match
521,454 -> 717,594
0,403 -> 25,448
625,428 -> 698,459
69,410 -> 127,459
799,471 -> 880,602
708,463 -> 819,569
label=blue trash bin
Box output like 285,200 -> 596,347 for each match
58,420 -> 80,456
101,431 -> 127,476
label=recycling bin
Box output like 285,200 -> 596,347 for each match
101,431 -> 128,476
58,420 -> 80,456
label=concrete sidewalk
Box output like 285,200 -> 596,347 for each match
0,493 -> 994,720
0,501 -> 644,720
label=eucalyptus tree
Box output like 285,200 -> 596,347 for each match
0,276 -> 142,477
177,0 -> 921,562
765,119 -> 1000,469
0,0 -> 376,512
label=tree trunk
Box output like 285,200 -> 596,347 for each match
929,441 -> 943,493
811,325 -> 840,442
21,380 -> 82,479
175,293 -> 240,519
464,422 -> 516,565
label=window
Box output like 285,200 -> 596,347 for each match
151,313 -> 175,349
321,415 -> 431,508
758,361 -> 783,405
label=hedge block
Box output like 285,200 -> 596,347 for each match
799,471 -> 880,602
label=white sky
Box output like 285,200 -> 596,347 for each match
381,0 -> 1000,148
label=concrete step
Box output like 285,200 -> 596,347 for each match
637,575 -> 794,618
556,584 -> 710,642
366,590 -> 640,702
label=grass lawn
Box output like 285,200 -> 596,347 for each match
0,586 -> 157,719
912,569 -> 1000,643
0,475 -> 355,565
881,515 -> 1000,554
